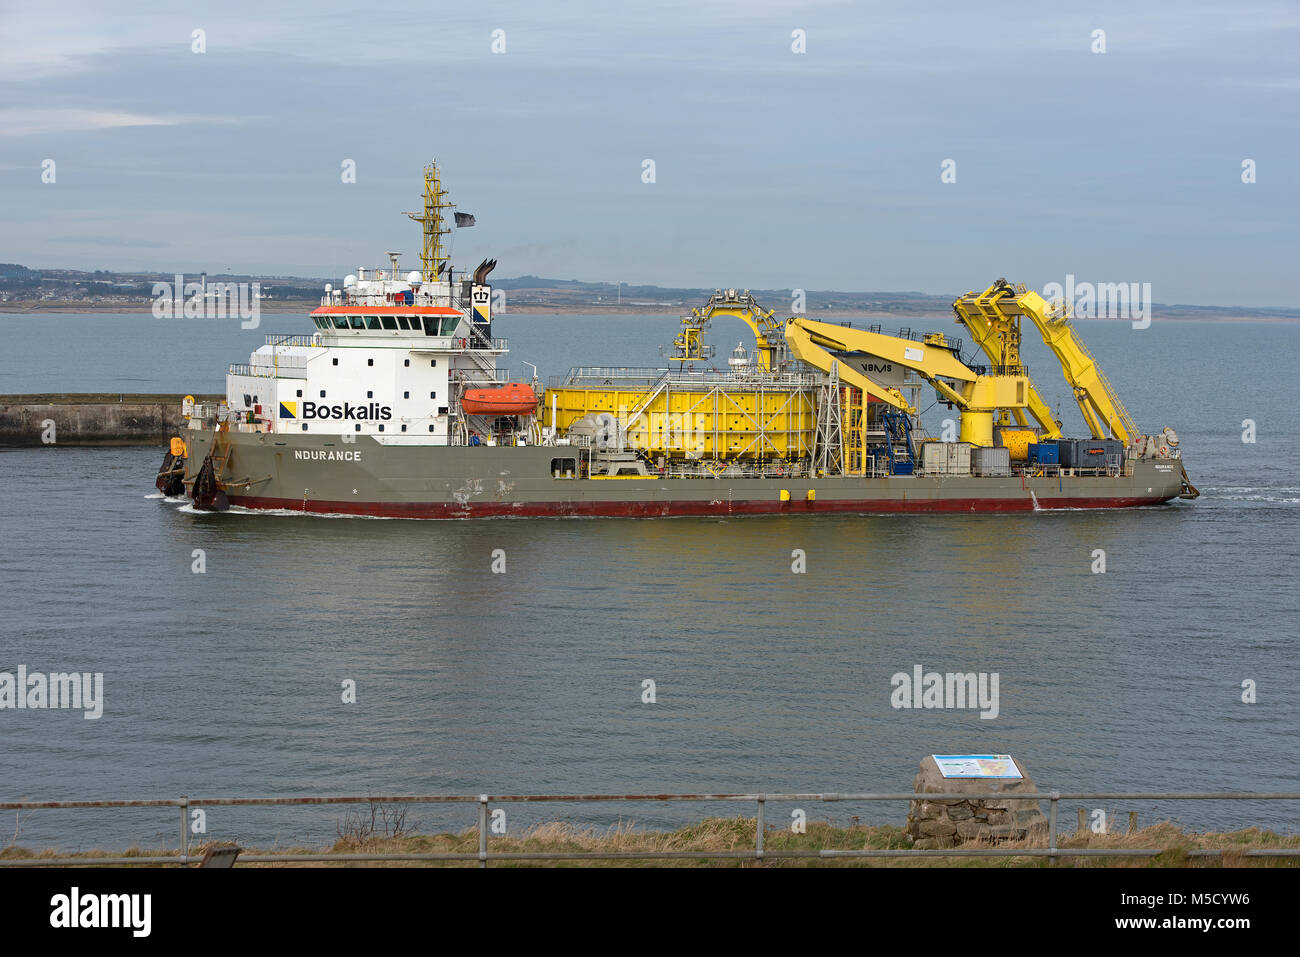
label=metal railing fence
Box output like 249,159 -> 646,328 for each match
1,791 -> 1297,867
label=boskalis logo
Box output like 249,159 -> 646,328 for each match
281,400 -> 392,421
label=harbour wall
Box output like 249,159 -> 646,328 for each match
0,394 -> 221,446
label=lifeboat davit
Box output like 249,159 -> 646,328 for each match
460,383 -> 538,416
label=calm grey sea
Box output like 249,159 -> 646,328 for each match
0,310 -> 1297,851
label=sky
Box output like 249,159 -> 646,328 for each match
1,0 -> 1298,306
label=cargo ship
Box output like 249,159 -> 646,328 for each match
154,163 -> 1198,518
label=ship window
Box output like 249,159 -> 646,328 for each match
401,425 -> 407,432
404,359 -> 410,367
366,317 -> 382,330
429,424 -> 435,432
440,318 -> 460,336
243,394 -> 251,407
378,424 -> 384,432
403,391 -> 409,399
430,391 -> 436,399
430,359 -> 437,367
332,358 -> 338,365
349,316 -> 364,329
367,390 -> 373,398
302,424 -> 308,431
438,406 -> 448,415
396,317 -> 411,330
355,424 -> 361,431
333,316 -> 348,329
381,316 -> 398,330
367,358 -> 373,367
422,316 -> 440,335
320,390 -> 326,397
296,389 -> 302,397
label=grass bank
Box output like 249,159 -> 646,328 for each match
3,817 -> 1297,867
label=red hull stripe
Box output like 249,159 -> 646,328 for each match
225,494 -> 1169,519
310,305 -> 463,316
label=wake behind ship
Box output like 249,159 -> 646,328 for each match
154,164 -> 1198,518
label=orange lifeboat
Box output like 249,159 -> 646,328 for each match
460,383 -> 538,416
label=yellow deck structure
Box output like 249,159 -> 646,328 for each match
544,370 -> 817,461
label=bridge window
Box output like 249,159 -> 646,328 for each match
440,317 -> 460,336
396,316 -> 411,330
381,316 -> 398,330
332,316 -> 348,329
349,316 -> 365,329
366,316 -> 382,330
422,316 -> 440,335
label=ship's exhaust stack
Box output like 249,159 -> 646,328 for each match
473,258 -> 497,285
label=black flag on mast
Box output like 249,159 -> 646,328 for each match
454,212 -> 476,227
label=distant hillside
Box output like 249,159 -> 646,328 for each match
2,265 -> 1298,321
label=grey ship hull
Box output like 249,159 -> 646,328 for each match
178,429 -> 1192,518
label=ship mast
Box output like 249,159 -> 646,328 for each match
404,161 -> 454,279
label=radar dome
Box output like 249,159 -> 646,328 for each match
407,271 -> 422,285
344,274 -> 357,288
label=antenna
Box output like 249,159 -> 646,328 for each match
404,162 -> 454,280
386,251 -> 401,278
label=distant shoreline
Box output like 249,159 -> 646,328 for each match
2,299 -> 1298,322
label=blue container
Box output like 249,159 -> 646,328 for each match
1029,442 -> 1059,464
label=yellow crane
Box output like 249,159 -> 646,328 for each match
784,317 -> 1033,471
953,279 -> 1137,445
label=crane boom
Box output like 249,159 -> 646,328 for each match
955,280 -> 1138,445
784,316 -> 1030,447
783,319 -> 913,411
951,286 -> 1062,438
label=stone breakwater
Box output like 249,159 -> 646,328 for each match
0,394 -> 221,446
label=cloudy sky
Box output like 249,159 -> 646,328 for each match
1,0 -> 1297,305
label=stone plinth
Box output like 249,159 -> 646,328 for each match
906,755 -> 1047,849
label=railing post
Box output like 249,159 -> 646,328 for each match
1048,791 -> 1059,867
755,797 -> 765,862
478,795 -> 489,869
179,795 -> 188,866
